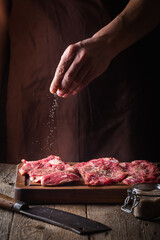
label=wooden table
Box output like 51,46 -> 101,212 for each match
0,163 -> 160,240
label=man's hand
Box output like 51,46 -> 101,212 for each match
50,0 -> 160,98
50,36 -> 113,97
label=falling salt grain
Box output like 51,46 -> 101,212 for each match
32,94 -> 58,152
45,94 -> 58,151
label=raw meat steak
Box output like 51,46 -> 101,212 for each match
120,160 -> 160,185
19,155 -> 160,187
19,155 -> 62,175
19,155 -> 80,185
75,157 -> 126,186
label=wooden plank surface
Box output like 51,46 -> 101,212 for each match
87,204 -> 160,240
15,163 -> 130,204
1,163 -> 160,240
0,164 -> 16,240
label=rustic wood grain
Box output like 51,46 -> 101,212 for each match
0,164 -> 16,240
87,204 -> 160,240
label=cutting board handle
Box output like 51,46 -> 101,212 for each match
0,193 -> 18,210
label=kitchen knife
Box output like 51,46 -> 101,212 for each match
0,193 -> 111,235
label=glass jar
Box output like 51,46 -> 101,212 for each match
121,183 -> 160,221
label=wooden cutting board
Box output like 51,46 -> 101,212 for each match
14,163 -> 132,204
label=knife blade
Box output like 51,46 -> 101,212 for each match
0,193 -> 111,235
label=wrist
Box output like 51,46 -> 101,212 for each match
92,15 -> 125,59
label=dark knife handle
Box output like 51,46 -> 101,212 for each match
0,193 -> 27,211
0,193 -> 18,210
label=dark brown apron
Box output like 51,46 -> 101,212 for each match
3,0 -> 159,163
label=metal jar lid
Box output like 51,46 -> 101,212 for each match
132,183 -> 160,197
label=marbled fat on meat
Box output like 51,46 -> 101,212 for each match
19,155 -> 62,175
41,172 -> 80,186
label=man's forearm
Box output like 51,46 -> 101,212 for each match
93,0 -> 160,57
